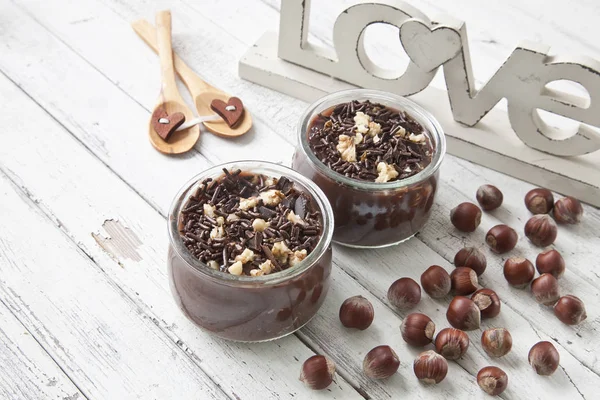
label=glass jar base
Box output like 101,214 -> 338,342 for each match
333,232 -> 417,249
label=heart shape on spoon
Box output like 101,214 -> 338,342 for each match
399,19 -> 463,72
210,97 -> 245,128
151,107 -> 186,141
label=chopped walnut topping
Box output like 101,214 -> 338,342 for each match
228,261 -> 243,276
354,132 -> 364,145
375,162 -> 399,183
239,197 -> 258,210
227,213 -> 240,223
207,260 -> 219,270
252,218 -> 269,232
259,260 -> 273,274
372,134 -> 381,144
272,241 -> 292,265
216,216 -> 225,226
409,133 -> 426,143
203,203 -> 216,217
210,226 -> 225,239
235,248 -> 255,264
368,121 -> 382,136
394,126 -> 407,137
288,250 -> 308,267
250,269 -> 264,277
337,134 -> 357,162
354,111 -> 371,127
287,210 -> 306,225
259,189 -> 285,206
264,177 -> 276,186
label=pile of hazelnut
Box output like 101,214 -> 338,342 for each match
299,185 -> 586,395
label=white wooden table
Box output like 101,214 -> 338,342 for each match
0,0 -> 598,399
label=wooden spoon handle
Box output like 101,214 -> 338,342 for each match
155,11 -> 179,99
132,19 -> 213,96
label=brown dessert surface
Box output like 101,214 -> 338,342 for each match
179,168 -> 323,276
308,100 -> 433,183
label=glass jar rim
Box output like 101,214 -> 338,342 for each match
297,89 -> 446,190
167,160 -> 334,287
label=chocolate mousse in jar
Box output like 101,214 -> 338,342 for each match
167,161 -> 334,342
292,89 -> 445,248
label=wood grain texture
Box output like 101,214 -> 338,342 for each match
0,0 -> 598,398
0,301 -> 85,400
0,72 -> 360,399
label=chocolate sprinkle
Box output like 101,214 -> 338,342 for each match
179,169 -> 323,276
308,100 -> 433,182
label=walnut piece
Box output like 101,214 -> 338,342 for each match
354,132 -> 364,145
409,133 -> 426,143
259,260 -> 273,274
228,261 -> 243,276
206,260 -> 219,270
368,121 -> 382,136
227,213 -> 240,223
203,203 -> 216,218
288,250 -> 308,267
216,216 -> 225,226
210,226 -> 225,239
272,241 -> 292,265
259,189 -> 285,206
235,248 -> 255,264
286,210 -> 306,225
375,162 -> 399,183
394,126 -> 407,137
252,218 -> 269,232
337,134 -> 357,162
239,197 -> 258,211
250,269 -> 264,277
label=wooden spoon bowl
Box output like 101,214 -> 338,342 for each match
196,91 -> 252,137
149,100 -> 199,154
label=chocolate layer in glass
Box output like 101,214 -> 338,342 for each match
292,89 -> 445,248
167,161 -> 334,342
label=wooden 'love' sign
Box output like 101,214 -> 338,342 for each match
239,0 -> 600,206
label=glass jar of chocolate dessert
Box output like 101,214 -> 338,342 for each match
292,89 -> 445,248
167,161 -> 334,342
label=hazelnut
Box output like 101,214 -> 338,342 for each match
536,249 -> 565,279
339,295 -> 374,330
528,341 -> 560,376
476,184 -> 503,211
446,296 -> 480,331
450,267 -> 479,295
524,215 -> 558,247
413,350 -> 448,384
481,328 -> 513,357
525,188 -> 554,214
450,202 -> 482,232
300,355 -> 335,390
434,328 -> 469,360
477,366 -> 508,396
503,257 -> 535,288
363,345 -> 400,379
554,295 -> 587,325
471,289 -> 501,319
486,225 -> 518,254
420,265 -> 451,298
454,247 -> 487,276
400,313 -> 435,347
531,274 -> 560,305
387,278 -> 421,310
553,196 -> 583,224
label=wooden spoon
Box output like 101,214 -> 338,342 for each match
149,11 -> 200,154
132,19 -> 252,138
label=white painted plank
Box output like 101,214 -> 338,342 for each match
0,300 -> 85,400
0,60 -> 361,399
0,178 -> 228,400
